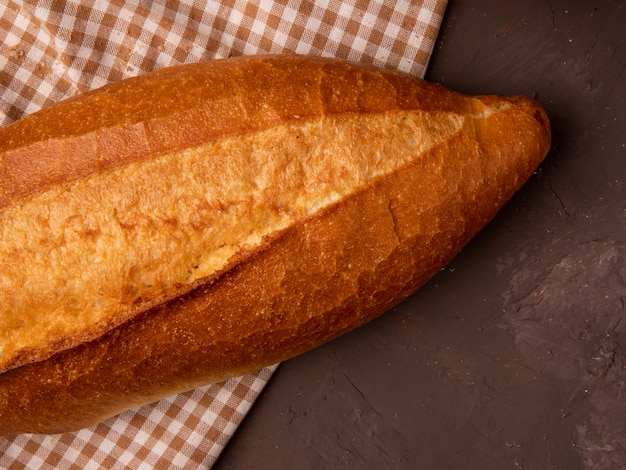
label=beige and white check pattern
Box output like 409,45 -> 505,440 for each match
0,366 -> 277,469
0,0 -> 446,467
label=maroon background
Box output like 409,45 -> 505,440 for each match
217,1 -> 626,468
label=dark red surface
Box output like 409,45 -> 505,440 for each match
217,1 -> 626,468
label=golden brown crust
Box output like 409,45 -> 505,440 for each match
0,55 -> 472,374
0,55 -> 550,435
0,55 -> 470,208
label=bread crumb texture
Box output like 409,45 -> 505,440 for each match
0,109 -> 464,371
0,56 -> 550,377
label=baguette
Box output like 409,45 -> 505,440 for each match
0,55 -> 551,436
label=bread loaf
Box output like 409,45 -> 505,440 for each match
0,55 -> 550,435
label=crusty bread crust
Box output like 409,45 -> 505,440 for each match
0,55 -> 550,435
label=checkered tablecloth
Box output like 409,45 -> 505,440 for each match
0,1 -> 447,467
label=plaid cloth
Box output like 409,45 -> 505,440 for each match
0,0 -> 447,467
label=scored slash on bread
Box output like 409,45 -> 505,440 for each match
0,55 -> 550,435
